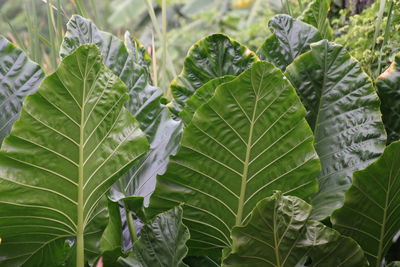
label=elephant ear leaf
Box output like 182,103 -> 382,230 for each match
285,39 -> 386,220
170,34 -> 258,113
222,192 -> 366,267
61,14 -> 182,206
257,14 -> 321,71
332,141 -> 400,266
117,206 -> 189,267
376,52 -> 400,144
149,61 -> 320,256
0,36 -> 44,144
298,0 -> 333,40
0,44 -> 149,266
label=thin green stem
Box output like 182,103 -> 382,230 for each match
151,31 -> 158,87
286,0 -> 293,16
297,0 -> 304,12
74,0 -> 88,17
46,0 -> 58,71
124,204 -> 138,244
246,0 -> 262,27
377,0 -> 394,77
161,0 -> 168,97
372,0 -> 386,52
56,0 -> 63,46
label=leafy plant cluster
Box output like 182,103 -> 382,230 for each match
0,0 -> 400,266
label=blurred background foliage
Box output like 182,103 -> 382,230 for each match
0,0 -> 399,91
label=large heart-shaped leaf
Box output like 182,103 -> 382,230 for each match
148,61 -> 320,256
117,206 -> 189,267
257,14 -> 321,71
0,36 -> 44,144
332,141 -> 400,266
376,52 -> 400,144
222,192 -> 366,267
170,34 -> 258,113
285,40 -> 386,220
298,0 -> 333,39
0,45 -> 149,266
60,15 -> 182,206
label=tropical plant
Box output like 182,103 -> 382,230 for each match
0,3 -> 400,267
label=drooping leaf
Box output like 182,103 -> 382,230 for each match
124,31 -> 151,77
257,14 -> 321,71
332,141 -> 400,266
170,34 -> 258,113
285,39 -> 386,220
0,45 -> 149,266
222,192 -> 366,267
60,14 -> 182,206
376,52 -> 400,144
149,61 -> 320,256
0,36 -> 44,144
298,0 -> 333,39
117,206 -> 189,267
179,75 -> 235,125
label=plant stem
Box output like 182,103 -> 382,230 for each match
151,31 -> 158,87
46,0 -> 58,71
286,0 -> 293,16
377,0 -> 394,76
372,0 -> 386,52
298,0 -> 304,12
161,0 -> 168,97
124,204 -> 138,245
246,0 -> 262,27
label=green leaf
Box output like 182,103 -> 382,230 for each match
285,40 -> 386,220
0,45 -> 149,266
61,15 -> 182,205
170,34 -> 258,113
257,14 -> 322,71
179,75 -> 235,125
0,36 -> 44,144
222,192 -> 366,267
149,61 -> 320,256
298,0 -> 333,40
117,206 -> 189,267
332,141 -> 400,266
376,52 -> 400,144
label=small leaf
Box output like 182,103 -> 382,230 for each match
299,0 -> 333,39
0,36 -> 44,144
332,141 -> 400,266
285,40 -> 386,220
117,206 -> 190,267
257,14 -> 321,71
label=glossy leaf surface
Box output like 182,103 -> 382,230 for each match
170,34 -> 258,113
0,45 -> 149,265
117,206 -> 189,267
299,0 -> 333,39
0,36 -> 44,144
222,192 -> 366,267
149,61 -> 320,255
257,14 -> 321,71
285,40 -> 386,220
376,52 -> 400,144
332,141 -> 400,266
179,75 -> 235,125
61,15 -> 182,205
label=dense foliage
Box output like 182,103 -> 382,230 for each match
0,0 -> 400,266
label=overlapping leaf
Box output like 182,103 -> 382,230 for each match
376,52 -> 400,144
170,34 -> 258,113
299,0 -> 333,39
0,45 -> 149,265
149,61 -> 320,255
222,192 -> 366,267
0,36 -> 44,144
332,141 -> 400,266
257,14 -> 321,71
61,15 -> 182,205
285,40 -> 386,220
117,206 -> 189,267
